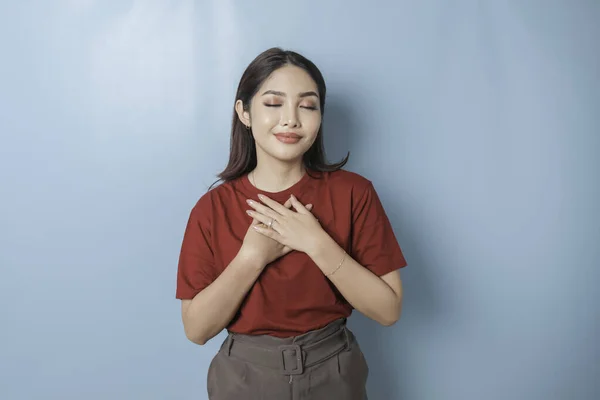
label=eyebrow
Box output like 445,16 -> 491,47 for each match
261,90 -> 319,98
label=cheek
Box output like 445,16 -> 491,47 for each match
256,112 -> 279,129
306,114 -> 322,135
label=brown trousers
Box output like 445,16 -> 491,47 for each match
207,318 -> 369,399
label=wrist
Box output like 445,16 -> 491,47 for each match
236,247 -> 267,271
307,231 -> 336,260
307,233 -> 346,276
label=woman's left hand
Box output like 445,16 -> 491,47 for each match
246,194 -> 326,256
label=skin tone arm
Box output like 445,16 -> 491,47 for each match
181,201 -> 314,345
309,235 -> 403,326
180,250 -> 264,345
248,194 -> 403,327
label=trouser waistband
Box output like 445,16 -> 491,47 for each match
223,319 -> 350,375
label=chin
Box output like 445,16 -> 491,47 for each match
272,153 -> 305,163
256,140 -> 312,163
264,149 -> 305,163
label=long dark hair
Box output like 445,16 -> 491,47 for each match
209,47 -> 349,190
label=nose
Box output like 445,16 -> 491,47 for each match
281,104 -> 300,128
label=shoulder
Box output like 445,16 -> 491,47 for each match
323,168 -> 374,195
188,178 -> 236,220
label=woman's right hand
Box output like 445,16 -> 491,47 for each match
240,199 -> 313,268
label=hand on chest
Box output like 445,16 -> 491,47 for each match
212,193 -> 351,271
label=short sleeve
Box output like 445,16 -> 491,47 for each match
176,200 -> 216,299
351,182 -> 407,276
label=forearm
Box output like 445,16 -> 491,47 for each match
309,235 -> 402,326
183,250 -> 264,345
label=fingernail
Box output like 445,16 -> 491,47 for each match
258,194 -> 265,200
246,210 -> 252,215
246,199 -> 253,205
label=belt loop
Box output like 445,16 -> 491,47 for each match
225,334 -> 234,356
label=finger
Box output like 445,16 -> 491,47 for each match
284,198 -> 293,209
253,224 -> 284,242
248,212 -> 262,225
257,194 -> 291,216
306,204 -> 313,211
247,198 -> 281,220
289,195 -> 310,214
247,210 -> 273,227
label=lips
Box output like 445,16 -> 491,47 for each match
274,132 -> 302,139
274,132 -> 302,144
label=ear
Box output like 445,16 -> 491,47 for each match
235,99 -> 251,128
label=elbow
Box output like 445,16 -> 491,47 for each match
186,332 -> 208,345
184,327 -> 209,345
182,314 -> 210,345
188,335 -> 207,345
380,301 -> 402,327
379,315 -> 399,327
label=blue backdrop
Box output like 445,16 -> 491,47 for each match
1,1 -> 598,399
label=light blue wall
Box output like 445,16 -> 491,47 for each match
1,1 -> 598,399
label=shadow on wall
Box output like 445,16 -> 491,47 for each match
324,95 -> 442,399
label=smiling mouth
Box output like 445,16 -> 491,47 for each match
274,132 -> 302,139
274,133 -> 302,144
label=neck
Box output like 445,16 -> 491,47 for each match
251,162 -> 306,192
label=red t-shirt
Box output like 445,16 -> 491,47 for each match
176,168 -> 407,337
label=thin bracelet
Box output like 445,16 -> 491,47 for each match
325,250 -> 347,277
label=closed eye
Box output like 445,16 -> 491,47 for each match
263,104 -> 318,111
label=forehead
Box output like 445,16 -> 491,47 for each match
259,65 -> 318,93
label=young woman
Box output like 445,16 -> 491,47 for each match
176,47 -> 407,400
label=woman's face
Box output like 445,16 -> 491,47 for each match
237,65 -> 322,165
